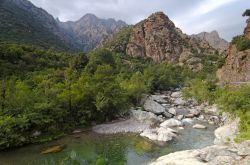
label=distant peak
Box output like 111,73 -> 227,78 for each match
82,13 -> 98,19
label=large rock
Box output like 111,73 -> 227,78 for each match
140,127 -> 177,142
160,118 -> 183,128
131,110 -> 163,124
214,118 -> 240,145
151,95 -> 169,104
143,96 -> 172,117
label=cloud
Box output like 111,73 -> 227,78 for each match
29,0 -> 250,41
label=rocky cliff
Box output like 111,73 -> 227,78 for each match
58,14 -> 127,52
191,31 -> 229,52
125,12 -> 216,70
217,19 -> 250,83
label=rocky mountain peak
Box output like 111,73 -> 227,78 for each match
191,31 -> 229,52
125,11 -> 215,70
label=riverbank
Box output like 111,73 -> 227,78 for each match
92,89 -> 250,164
149,114 -> 250,165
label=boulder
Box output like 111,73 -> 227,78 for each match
193,124 -> 207,129
185,114 -> 195,118
160,119 -> 182,128
131,110 -> 163,124
214,118 -> 240,145
173,98 -> 187,106
143,96 -> 166,115
168,107 -> 177,116
140,127 -> 177,142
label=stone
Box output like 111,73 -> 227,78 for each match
174,98 -> 187,106
193,124 -> 207,129
140,127 -> 177,142
160,118 -> 183,128
185,114 -> 195,118
171,91 -> 182,98
41,145 -> 66,154
214,118 -> 240,145
168,107 -> 177,116
151,95 -> 168,104
177,115 -> 184,120
143,96 -> 166,115
131,110 -> 162,124
182,118 -> 193,125
189,108 -> 200,116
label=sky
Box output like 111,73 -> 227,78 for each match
29,0 -> 250,41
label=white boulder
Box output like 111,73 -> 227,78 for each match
160,119 -> 183,128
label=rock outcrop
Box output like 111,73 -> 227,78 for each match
245,18 -> 250,39
125,12 -> 216,71
191,31 -> 229,52
217,17 -> 250,83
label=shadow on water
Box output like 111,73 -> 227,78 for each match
0,120 -> 216,165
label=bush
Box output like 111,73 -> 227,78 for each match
232,35 -> 250,51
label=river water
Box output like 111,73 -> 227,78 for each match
0,120 -> 216,165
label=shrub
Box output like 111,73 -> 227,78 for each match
232,35 -> 250,51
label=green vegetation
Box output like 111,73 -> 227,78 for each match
103,27 -> 132,53
0,42 -> 195,150
232,35 -> 250,51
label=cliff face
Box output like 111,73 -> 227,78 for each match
191,31 -> 229,52
125,12 -> 215,70
58,14 -> 127,52
217,20 -> 250,83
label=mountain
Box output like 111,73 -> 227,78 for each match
58,14 -> 127,52
0,0 -> 127,52
106,12 -> 217,71
191,31 -> 229,52
217,19 -> 250,83
0,0 -> 74,50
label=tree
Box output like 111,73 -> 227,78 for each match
243,9 -> 250,17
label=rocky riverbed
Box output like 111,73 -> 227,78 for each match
93,90 -> 250,165
93,90 -> 221,142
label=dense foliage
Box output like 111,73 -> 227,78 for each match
0,43 -> 194,150
232,35 -> 250,51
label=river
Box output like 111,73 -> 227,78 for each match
0,120 -> 216,165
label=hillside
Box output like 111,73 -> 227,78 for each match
0,0 -> 127,52
0,0 -> 73,50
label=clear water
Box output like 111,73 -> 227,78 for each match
0,121 -> 216,165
